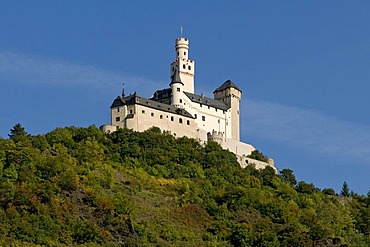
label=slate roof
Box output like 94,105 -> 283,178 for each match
213,79 -> 242,93
150,88 -> 172,101
169,68 -> 183,86
110,94 -> 194,118
183,92 -> 229,111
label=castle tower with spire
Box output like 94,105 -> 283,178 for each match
102,34 -> 275,171
170,38 -> 195,93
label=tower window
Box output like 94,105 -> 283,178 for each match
177,52 -> 179,56
151,113 -> 154,117
171,116 -> 174,121
194,114 -> 197,119
160,115 -> 163,119
188,65 -> 191,70
177,88 -> 180,92
116,117 -> 120,122
130,109 -> 133,114
187,120 -> 190,125
183,64 -> 185,69
117,108 -> 120,112
179,118 -> 182,124
202,116 -> 205,121
179,99 -> 182,103
142,110 -> 145,114
184,52 -> 186,55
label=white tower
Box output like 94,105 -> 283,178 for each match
170,38 -> 195,93
170,68 -> 184,108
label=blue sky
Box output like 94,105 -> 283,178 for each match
0,1 -> 369,194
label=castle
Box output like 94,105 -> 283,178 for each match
102,36 -> 275,170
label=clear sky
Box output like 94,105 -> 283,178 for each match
1,1 -> 369,194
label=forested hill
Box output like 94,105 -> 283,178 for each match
0,124 -> 369,246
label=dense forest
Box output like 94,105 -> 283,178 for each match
0,124 -> 369,246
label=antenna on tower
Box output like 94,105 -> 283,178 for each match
180,25 -> 183,37
121,83 -> 125,97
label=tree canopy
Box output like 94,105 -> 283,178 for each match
0,125 -> 368,246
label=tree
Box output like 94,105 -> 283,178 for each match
279,168 -> 297,186
340,181 -> 350,197
8,123 -> 28,141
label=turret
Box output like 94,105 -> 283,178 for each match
170,37 -> 195,93
170,68 -> 184,108
214,80 -> 242,141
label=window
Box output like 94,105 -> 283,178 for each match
184,52 -> 186,55
177,88 -> 180,92
179,118 -> 182,124
160,115 -> 163,119
117,108 -> 120,112
151,113 -> 154,117
194,114 -> 197,119
179,99 -> 182,103
200,104 -> 202,108
171,116 -> 174,121
177,52 -> 179,56
218,119 -> 220,123
142,110 -> 145,114
187,120 -> 190,125
130,109 -> 133,114
116,117 -> 120,122
202,116 -> 205,121
172,67 -> 175,71
183,64 -> 185,69
188,65 -> 191,70
215,108 -> 217,112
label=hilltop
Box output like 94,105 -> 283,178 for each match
0,124 -> 369,246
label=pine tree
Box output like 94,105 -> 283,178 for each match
8,123 -> 28,141
340,181 -> 350,197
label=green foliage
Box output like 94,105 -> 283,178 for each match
0,125 -> 367,246
279,168 -> 297,186
247,149 -> 268,162
341,181 -> 350,197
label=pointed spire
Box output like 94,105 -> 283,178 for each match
170,68 -> 183,85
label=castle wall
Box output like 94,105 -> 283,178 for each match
182,96 -> 233,139
239,157 -> 277,172
123,104 -> 200,139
